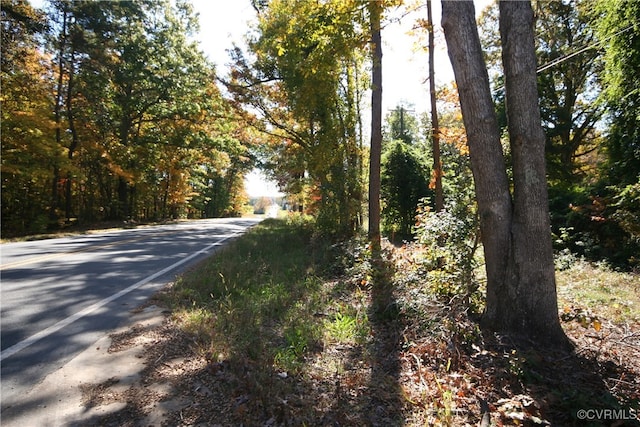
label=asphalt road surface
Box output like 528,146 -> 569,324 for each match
0,217 -> 260,416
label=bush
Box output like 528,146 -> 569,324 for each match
381,140 -> 431,242
549,181 -> 640,268
414,200 -> 480,305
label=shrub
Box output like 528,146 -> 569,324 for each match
381,140 -> 432,242
414,200 -> 480,305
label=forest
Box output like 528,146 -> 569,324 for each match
2,0 -> 639,424
2,0 -> 255,235
2,0 -> 637,266
3,0 -> 640,336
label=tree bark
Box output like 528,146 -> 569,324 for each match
427,0 -> 444,212
65,49 -> 78,222
51,3 -> 69,223
441,0 -> 513,318
368,1 -> 383,251
498,0 -> 570,347
441,0 -> 571,348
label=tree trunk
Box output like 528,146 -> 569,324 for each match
497,0 -> 570,347
65,50 -> 79,222
441,0 -> 513,317
51,4 -> 68,223
368,0 -> 383,251
427,0 -> 444,212
441,0 -> 571,348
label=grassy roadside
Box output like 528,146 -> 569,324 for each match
158,217 -> 639,425
160,216 -> 396,424
165,216 -> 337,371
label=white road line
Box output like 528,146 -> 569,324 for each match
0,232 -> 241,362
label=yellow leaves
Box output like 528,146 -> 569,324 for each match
593,318 -> 602,332
561,305 -> 603,331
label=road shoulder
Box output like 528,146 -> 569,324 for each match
1,304 -> 169,427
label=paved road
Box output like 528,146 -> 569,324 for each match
0,217 -> 260,416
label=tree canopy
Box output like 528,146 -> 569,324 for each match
1,0 -> 253,235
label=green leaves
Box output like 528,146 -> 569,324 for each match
2,0 -> 253,235
230,0 -> 368,237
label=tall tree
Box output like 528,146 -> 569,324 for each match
426,0 -> 443,211
442,0 -> 570,348
369,0 -> 383,250
381,105 -> 430,240
228,0 -> 367,236
595,0 -> 640,186
1,0 -> 58,234
478,0 -> 604,183
76,0 -> 212,219
535,1 -> 603,182
2,0 -> 247,235
48,0 -> 86,222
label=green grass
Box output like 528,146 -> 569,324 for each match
556,258 -> 640,324
162,216 -> 360,375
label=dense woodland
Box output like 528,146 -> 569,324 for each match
2,0 -> 255,235
2,0 -> 639,343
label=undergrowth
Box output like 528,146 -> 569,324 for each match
159,216 -> 639,426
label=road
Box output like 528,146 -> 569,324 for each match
0,217 -> 260,416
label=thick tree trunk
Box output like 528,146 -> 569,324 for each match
368,1 -> 383,251
441,0 -> 571,348
441,0 -> 513,316
498,0 -> 570,347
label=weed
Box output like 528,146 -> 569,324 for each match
171,307 -> 215,348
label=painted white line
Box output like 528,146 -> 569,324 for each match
0,231 -> 242,362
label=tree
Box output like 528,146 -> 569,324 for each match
384,104 -> 418,145
381,104 -> 430,241
70,0 -> 215,220
535,1 -> 604,182
369,0 -> 383,250
595,0 -> 640,187
1,0 -> 58,234
588,0 -> 640,266
478,0 -> 604,183
1,0 -> 248,236
381,140 -> 431,241
228,0 -> 368,237
426,0 -> 443,212
442,0 -> 570,348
